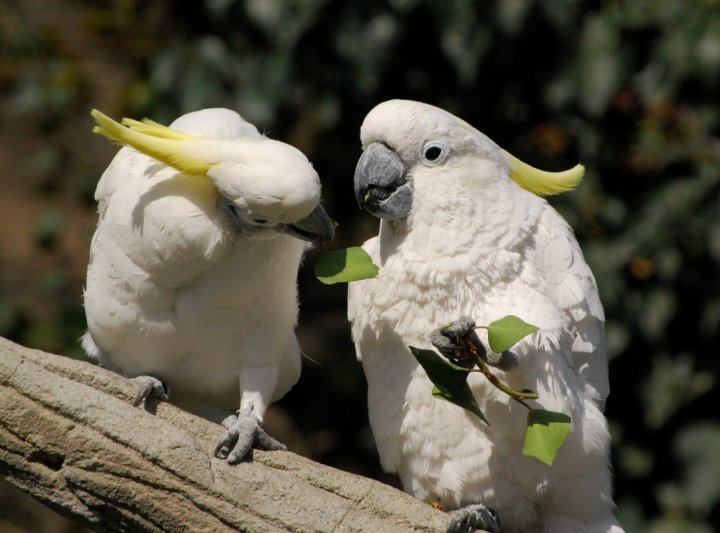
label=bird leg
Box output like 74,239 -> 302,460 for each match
213,408 -> 286,464
446,503 -> 501,533
213,366 -> 286,464
129,375 -> 169,406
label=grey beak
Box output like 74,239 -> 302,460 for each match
284,203 -> 335,243
354,142 -> 412,220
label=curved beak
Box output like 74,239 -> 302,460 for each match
283,203 -> 335,243
354,142 -> 413,220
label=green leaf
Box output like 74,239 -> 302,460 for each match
487,315 -> 539,352
314,247 -> 379,285
522,409 -> 572,466
409,347 -> 489,425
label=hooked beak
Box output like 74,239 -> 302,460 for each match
354,142 -> 413,220
283,203 -> 335,243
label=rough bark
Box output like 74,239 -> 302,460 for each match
0,337 -> 448,532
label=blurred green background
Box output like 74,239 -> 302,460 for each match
1,0 -> 718,531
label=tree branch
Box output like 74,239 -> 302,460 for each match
0,337 -> 447,532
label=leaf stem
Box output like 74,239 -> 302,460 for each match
471,354 -> 538,407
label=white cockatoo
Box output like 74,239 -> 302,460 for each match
348,100 -> 622,532
83,107 -> 334,463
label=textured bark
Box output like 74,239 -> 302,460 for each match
0,337 -> 448,532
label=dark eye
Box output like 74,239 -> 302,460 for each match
253,218 -> 268,225
423,143 -> 447,163
424,145 -> 443,162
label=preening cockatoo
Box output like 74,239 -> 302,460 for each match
348,100 -> 622,532
83,107 -> 334,463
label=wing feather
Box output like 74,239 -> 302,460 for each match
536,206 -> 610,409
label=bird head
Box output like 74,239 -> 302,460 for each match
204,137 -> 334,243
353,99 -> 584,221
92,108 -> 335,243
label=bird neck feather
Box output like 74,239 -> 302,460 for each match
377,184 -> 543,289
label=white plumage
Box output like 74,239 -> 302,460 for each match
83,108 -> 333,461
348,100 -> 622,532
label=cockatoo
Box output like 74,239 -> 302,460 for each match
83,107 -> 334,463
348,100 -> 622,532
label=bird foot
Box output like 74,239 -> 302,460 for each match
213,408 -> 286,464
431,316 -> 517,371
446,503 -> 500,533
431,316 -> 486,368
130,375 -> 169,406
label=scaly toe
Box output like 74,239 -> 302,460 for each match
446,503 -> 500,533
214,409 -> 285,464
130,375 -> 169,406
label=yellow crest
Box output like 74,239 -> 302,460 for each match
501,149 -> 584,197
91,109 -> 211,176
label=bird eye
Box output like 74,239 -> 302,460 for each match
425,146 -> 442,161
252,218 -> 268,225
422,143 -> 446,163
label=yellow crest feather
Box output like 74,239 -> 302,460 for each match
121,117 -> 199,141
501,149 -> 584,197
91,109 -> 211,176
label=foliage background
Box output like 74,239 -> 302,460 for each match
1,0 -> 718,531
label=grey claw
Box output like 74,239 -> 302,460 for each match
130,375 -> 169,406
447,503 -> 500,533
221,413 -> 239,430
214,409 -> 286,464
254,427 -> 287,451
214,414 -> 239,459
432,334 -> 476,369
431,334 -> 463,356
432,316 -> 488,367
440,316 -> 476,341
